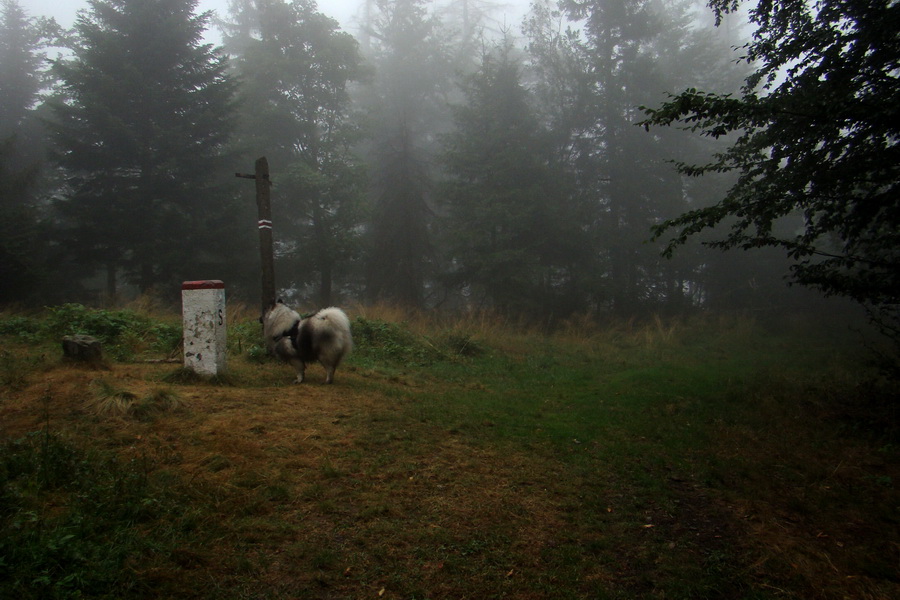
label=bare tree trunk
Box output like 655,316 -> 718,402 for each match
105,262 -> 117,304
319,261 -> 333,307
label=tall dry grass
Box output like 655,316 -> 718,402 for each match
348,302 -> 549,354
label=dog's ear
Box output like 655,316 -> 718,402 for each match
277,298 -> 284,305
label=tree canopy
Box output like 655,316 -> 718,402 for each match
0,0 -> 60,137
361,0 -> 452,308
6,0 -> 876,326
50,0 -> 238,296
440,39 -> 589,315
223,0 -> 366,306
640,0 -> 900,329
0,0 -> 62,301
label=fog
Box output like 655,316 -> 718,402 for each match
21,0 -> 359,35
20,0 -> 531,40
1,0 -> 882,333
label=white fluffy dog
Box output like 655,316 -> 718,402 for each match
263,300 -> 352,384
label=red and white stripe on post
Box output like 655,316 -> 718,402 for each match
181,280 -> 226,376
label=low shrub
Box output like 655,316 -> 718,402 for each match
351,317 -> 446,366
0,305 -> 181,361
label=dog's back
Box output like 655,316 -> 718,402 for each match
293,307 -> 352,383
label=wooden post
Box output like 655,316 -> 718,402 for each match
255,157 -> 275,317
236,157 -> 275,322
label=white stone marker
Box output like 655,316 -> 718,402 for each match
181,280 -> 226,376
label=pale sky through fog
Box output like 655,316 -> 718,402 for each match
18,0 -> 368,40
18,0 -> 532,43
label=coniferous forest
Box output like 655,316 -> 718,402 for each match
2,0 -> 897,331
2,4 -> 899,597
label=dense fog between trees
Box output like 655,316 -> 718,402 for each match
2,0 -> 895,338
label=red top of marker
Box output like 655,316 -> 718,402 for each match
181,280 -> 225,290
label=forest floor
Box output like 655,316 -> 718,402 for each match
1,306 -> 898,599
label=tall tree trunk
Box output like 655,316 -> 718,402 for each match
310,186 -> 333,307
139,263 -> 154,294
105,262 -> 117,305
319,260 -> 333,307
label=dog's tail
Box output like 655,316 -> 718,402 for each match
318,307 -> 351,334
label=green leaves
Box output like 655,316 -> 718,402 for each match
641,0 -> 900,331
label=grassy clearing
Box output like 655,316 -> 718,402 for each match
0,304 -> 897,599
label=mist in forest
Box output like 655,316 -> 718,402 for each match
1,0 -> 887,333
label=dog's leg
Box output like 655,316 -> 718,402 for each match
289,358 -> 306,383
323,363 -> 335,384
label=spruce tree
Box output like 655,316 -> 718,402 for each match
0,1 -> 61,301
528,0 -> 750,315
361,0 -> 451,308
440,40 -> 587,315
50,0 -> 237,296
0,0 -> 55,137
222,0 -> 366,306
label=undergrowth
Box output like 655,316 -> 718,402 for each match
351,316 -> 450,366
0,304 -> 181,361
224,313 -> 487,370
0,305 -> 498,370
0,422 -> 194,599
0,349 -> 47,391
